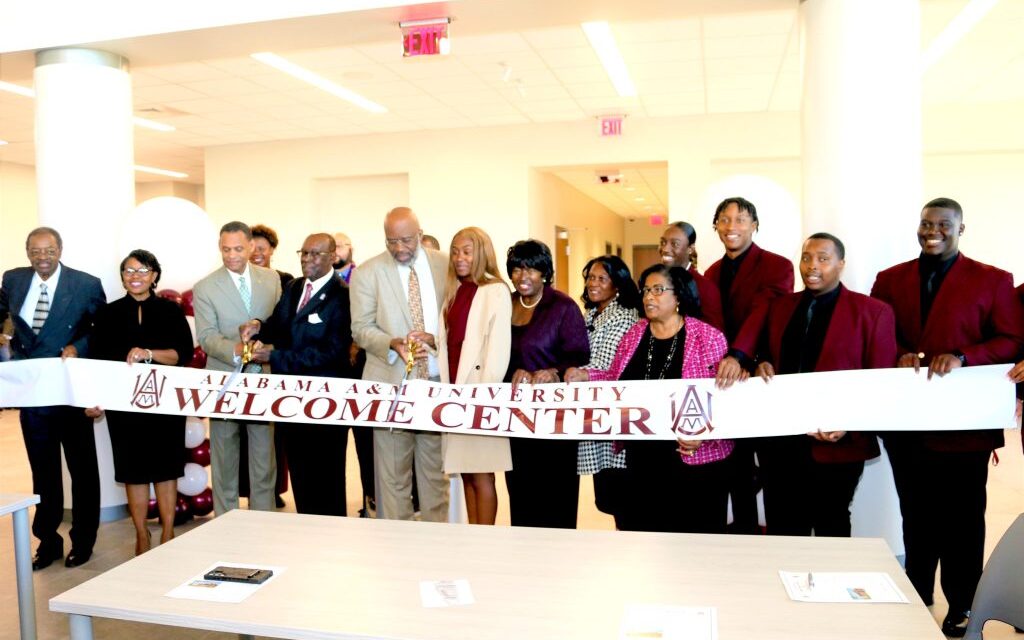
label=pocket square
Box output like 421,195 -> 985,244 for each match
308,313 -> 323,324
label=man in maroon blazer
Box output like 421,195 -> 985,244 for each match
707,197 -> 795,534
658,221 -> 724,331
870,197 -> 1023,638
733,233 -> 896,537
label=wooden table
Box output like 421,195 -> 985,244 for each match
51,509 -> 944,639
1,493 -> 40,640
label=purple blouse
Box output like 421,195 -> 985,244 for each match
504,286 -> 590,382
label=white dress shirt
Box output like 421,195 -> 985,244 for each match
395,249 -> 440,377
19,263 -> 62,328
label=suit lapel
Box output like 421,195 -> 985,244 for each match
215,268 -> 248,317
818,285 -> 850,370
384,262 -> 414,328
294,277 -> 336,323
455,293 -> 485,383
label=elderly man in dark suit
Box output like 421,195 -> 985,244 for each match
732,233 -> 896,537
871,197 -> 1024,638
0,227 -> 106,569
243,233 -> 354,516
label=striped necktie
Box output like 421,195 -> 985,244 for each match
238,276 -> 252,315
32,282 -> 49,334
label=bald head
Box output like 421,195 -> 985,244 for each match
384,207 -> 422,265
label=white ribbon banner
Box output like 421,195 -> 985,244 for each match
0,359 -> 1016,440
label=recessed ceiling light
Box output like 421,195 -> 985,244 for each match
922,0 -> 1000,71
251,52 -> 388,114
581,21 -> 636,97
133,116 -> 176,132
135,164 -> 188,178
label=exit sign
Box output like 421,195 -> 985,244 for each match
599,115 -> 624,136
402,20 -> 450,57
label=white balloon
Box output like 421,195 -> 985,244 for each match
178,462 -> 209,497
118,197 -> 220,292
184,417 -> 207,449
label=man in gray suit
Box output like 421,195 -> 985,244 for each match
351,207 -> 449,521
193,221 -> 282,515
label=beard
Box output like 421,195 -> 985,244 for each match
332,258 -> 350,269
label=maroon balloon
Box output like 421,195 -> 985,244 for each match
146,498 -> 159,520
189,488 -> 214,517
180,289 -> 195,316
188,438 -> 211,466
173,493 -> 193,525
189,345 -> 207,369
157,289 -> 182,306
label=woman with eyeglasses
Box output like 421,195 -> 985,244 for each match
566,264 -> 732,533
504,240 -> 590,529
86,249 -> 194,554
571,255 -> 641,527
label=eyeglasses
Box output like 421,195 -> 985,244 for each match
122,267 -> 152,276
296,250 -> 334,259
28,248 -> 58,258
385,235 -> 419,248
641,285 -> 674,297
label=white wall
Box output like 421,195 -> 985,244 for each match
0,162 -> 38,274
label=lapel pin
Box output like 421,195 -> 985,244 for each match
320,293 -> 325,300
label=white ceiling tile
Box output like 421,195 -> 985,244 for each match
328,65 -> 405,85
435,90 -> 510,106
130,71 -> 168,88
204,56 -> 268,76
458,51 -> 548,74
575,96 -> 643,113
705,73 -> 776,93
354,42 -> 407,64
515,98 -> 582,113
527,110 -> 587,123
702,10 -> 797,39
278,47 -> 376,70
551,66 -> 614,84
246,73 -> 311,92
261,103 -> 331,119
144,63 -> 232,83
703,34 -> 788,60
410,75 -> 492,93
454,102 -> 522,117
631,60 -> 703,82
348,81 -> 429,99
361,119 -> 421,133
469,113 -> 531,127
620,40 -> 702,63
521,26 -> 590,49
499,84 -> 571,101
200,109 -> 278,126
234,122 -> 313,135
613,18 -> 701,43
454,33 -> 532,55
641,92 -> 704,107
180,123 -> 247,137
133,84 -> 208,104
384,58 -> 474,80
537,47 -> 602,68
481,67 -> 562,88
225,92 -> 301,108
706,87 -> 769,113
163,97 -> 243,114
179,77 -> 270,97
410,116 -> 475,130
635,75 -> 703,95
705,56 -> 783,76
564,82 -> 618,99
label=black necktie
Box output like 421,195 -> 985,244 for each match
804,298 -> 817,334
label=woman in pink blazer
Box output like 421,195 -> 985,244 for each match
436,227 -> 512,525
566,264 -> 732,533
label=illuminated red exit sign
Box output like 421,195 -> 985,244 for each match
599,115 -> 624,136
401,19 -> 451,57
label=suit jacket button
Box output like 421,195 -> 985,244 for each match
475,365 -> 481,370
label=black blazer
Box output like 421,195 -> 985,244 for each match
0,264 -> 106,360
259,275 -> 353,378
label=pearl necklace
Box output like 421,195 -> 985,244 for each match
519,293 -> 543,309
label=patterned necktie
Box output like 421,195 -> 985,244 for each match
298,282 -> 313,311
407,268 -> 428,379
238,276 -> 252,315
32,282 -> 49,334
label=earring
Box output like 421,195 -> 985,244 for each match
614,292 -> 620,300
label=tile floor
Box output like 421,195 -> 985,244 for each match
0,410 -> 1020,639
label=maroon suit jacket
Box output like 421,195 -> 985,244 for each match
691,266 -> 724,332
705,242 -> 794,345
738,285 -> 896,463
871,254 -> 1023,452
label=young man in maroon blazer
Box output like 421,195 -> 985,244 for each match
732,233 -> 896,537
708,197 -> 795,534
871,197 -> 1024,638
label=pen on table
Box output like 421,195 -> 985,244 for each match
807,572 -> 815,590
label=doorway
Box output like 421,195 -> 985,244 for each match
554,226 -> 569,294
633,244 -> 660,278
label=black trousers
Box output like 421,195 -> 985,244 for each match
723,438 -> 761,534
884,436 -> 990,611
618,441 -> 729,534
592,467 -> 627,529
19,406 -> 99,553
507,439 -> 579,529
281,422 -> 348,517
759,436 -> 864,537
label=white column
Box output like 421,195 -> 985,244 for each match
800,0 -> 921,555
800,0 -> 922,293
34,47 -> 135,298
34,48 -> 134,519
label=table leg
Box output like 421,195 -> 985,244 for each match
12,507 -> 37,640
69,614 -> 94,639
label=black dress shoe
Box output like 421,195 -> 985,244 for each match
32,548 -> 63,571
64,550 -> 92,568
275,494 -> 285,509
941,610 -> 970,638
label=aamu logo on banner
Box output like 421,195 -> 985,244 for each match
132,369 -> 166,410
669,385 -> 713,436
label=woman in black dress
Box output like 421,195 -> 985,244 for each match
87,250 -> 193,554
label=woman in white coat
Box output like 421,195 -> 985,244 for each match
437,227 -> 512,525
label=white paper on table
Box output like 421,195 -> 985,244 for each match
619,604 -> 718,640
165,561 -> 285,604
779,570 -> 909,604
419,579 -> 475,607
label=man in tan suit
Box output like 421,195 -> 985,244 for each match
194,221 -> 282,515
351,207 -> 449,521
